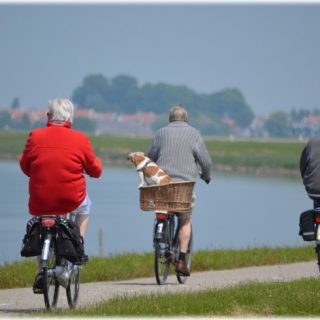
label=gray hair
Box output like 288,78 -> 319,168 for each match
48,98 -> 74,124
169,105 -> 188,123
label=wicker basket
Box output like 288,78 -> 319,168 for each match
140,181 -> 195,213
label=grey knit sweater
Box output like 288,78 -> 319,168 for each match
147,121 -> 212,182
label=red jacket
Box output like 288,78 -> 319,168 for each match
19,121 -> 103,216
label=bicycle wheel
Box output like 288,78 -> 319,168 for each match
43,243 -> 60,309
176,228 -> 193,284
66,264 -> 80,308
154,240 -> 170,285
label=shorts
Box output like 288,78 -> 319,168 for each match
178,193 -> 196,222
71,194 -> 92,216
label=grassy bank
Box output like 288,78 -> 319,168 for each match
0,246 -> 315,289
0,132 -> 304,172
56,278 -> 320,317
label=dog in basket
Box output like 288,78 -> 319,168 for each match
128,152 -> 172,188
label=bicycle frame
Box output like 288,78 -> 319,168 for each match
154,212 -> 174,245
153,210 -> 192,285
40,217 -> 59,268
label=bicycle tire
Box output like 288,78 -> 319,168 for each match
154,240 -> 170,285
316,244 -> 320,273
66,265 -> 80,308
176,228 -> 193,284
43,242 -> 60,309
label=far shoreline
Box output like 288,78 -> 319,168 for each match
0,154 -> 300,177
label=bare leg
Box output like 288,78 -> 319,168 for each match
178,217 -> 191,253
75,214 -> 89,238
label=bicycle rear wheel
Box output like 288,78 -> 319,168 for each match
43,243 -> 60,309
66,265 -> 80,308
154,240 -> 170,285
176,228 -> 193,284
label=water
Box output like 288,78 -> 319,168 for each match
0,161 -> 311,264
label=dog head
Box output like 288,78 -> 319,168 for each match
128,152 -> 147,168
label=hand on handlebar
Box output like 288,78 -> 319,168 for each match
200,174 -> 211,184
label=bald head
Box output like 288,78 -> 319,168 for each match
169,105 -> 188,123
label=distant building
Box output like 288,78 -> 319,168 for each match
1,107 -> 155,136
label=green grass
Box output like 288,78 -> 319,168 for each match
0,132 -> 304,170
205,139 -> 304,169
54,278 -> 320,317
0,246 -> 315,289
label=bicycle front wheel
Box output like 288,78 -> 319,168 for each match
43,244 -> 60,309
154,240 -> 170,285
176,228 -> 193,284
66,265 -> 80,308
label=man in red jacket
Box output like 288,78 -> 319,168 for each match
20,98 -> 102,292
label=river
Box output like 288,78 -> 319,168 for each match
0,161 -> 311,264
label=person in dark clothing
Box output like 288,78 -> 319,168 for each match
300,137 -> 320,208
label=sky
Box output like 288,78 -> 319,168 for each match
0,2 -> 320,115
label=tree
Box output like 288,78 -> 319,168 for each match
72,74 -> 111,112
0,111 -> 12,129
191,114 -> 230,136
11,97 -> 20,109
264,112 -> 291,137
197,89 -> 254,128
110,75 -> 140,113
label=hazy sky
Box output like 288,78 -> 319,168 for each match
0,3 -> 319,114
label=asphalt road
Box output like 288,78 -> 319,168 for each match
0,261 -> 318,316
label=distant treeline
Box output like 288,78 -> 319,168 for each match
72,74 -> 254,135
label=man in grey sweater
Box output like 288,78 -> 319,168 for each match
148,105 -> 212,276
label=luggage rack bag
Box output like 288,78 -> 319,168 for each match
140,181 -> 195,213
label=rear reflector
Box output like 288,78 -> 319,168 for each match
42,219 -> 56,227
156,213 -> 168,220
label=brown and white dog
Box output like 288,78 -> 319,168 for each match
128,152 -> 172,188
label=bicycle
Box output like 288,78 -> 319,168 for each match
139,181 -> 195,285
25,214 -> 81,310
153,211 -> 193,285
41,214 -> 81,309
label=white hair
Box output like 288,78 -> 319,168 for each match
169,105 -> 188,123
48,98 -> 74,124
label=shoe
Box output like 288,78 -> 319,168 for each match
165,253 -> 175,264
74,254 -> 89,265
175,260 -> 190,277
33,272 -> 44,294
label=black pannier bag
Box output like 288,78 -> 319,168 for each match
57,218 -> 85,264
21,217 -> 42,257
299,210 -> 315,241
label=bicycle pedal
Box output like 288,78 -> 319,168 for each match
33,288 -> 44,294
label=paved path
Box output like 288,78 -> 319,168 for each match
0,261 -> 318,316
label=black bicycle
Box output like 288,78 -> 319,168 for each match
153,211 -> 193,285
36,215 -> 80,310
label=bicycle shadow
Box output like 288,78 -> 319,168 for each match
114,281 -> 181,286
0,307 -> 43,314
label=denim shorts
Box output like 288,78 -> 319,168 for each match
72,194 -> 92,216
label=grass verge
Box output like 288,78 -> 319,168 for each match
0,245 -> 315,289
51,278 -> 320,317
